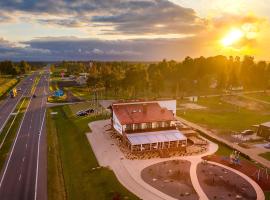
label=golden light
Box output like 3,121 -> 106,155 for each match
221,28 -> 244,47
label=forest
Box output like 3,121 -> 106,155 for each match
57,55 -> 270,98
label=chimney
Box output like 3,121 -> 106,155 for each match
143,103 -> 147,114
161,108 -> 165,113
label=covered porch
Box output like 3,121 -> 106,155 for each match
126,130 -> 187,152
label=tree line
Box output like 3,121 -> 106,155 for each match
59,55 -> 270,98
0,60 -> 31,75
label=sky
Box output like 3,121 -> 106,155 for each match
0,0 -> 270,61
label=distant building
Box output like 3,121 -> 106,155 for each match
76,76 -> 87,85
230,86 -> 244,91
185,96 -> 198,102
111,100 -> 187,152
257,122 -> 270,139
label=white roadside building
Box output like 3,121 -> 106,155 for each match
111,100 -> 187,152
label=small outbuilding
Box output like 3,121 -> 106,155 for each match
257,122 -> 270,139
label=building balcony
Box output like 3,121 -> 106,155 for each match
124,125 -> 177,134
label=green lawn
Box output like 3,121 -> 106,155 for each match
246,92 -> 270,103
0,78 -> 18,98
177,97 -> 270,134
68,102 -> 94,115
47,105 -> 139,200
259,152 -> 270,161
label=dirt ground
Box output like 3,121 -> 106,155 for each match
177,103 -> 207,110
204,154 -> 270,191
222,96 -> 270,112
141,160 -> 199,200
197,162 -> 257,200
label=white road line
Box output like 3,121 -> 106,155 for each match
22,157 -> 25,162
34,77 -> 47,200
25,144 -> 28,149
0,97 -> 27,149
0,80 -> 29,134
19,174 -> 22,181
0,76 -> 38,189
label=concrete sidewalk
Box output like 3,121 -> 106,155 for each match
87,119 -> 264,200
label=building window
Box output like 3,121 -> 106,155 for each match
134,123 -> 140,130
146,122 -> 152,129
126,124 -> 132,131
164,121 -> 170,127
156,122 -> 162,128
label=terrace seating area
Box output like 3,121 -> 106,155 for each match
108,128 -> 208,160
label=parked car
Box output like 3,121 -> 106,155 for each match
76,110 -> 87,116
85,108 -> 95,114
264,143 -> 270,149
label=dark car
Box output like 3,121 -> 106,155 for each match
85,109 -> 95,114
33,94 -> 37,98
76,110 -> 87,116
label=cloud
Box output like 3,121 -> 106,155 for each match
0,36 -> 210,61
0,0 -> 205,35
92,48 -> 104,55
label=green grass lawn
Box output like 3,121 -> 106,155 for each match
246,92 -> 270,103
259,152 -> 270,161
47,105 -> 139,200
0,78 -> 18,98
68,102 -> 94,115
177,97 -> 270,134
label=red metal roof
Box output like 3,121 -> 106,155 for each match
112,102 -> 174,125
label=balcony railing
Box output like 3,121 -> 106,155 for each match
124,125 -> 177,134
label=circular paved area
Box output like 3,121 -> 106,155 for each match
141,160 -> 198,200
197,162 -> 256,200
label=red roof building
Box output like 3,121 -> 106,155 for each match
111,100 -> 187,152
112,102 -> 174,125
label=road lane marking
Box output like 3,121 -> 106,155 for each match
25,144 -> 27,149
0,75 -> 39,189
0,97 -> 27,150
35,74 -> 48,200
22,157 -> 25,162
0,78 -> 30,134
19,174 -> 21,181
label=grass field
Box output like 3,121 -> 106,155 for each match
177,97 -> 270,134
246,92 -> 270,103
47,105 -> 139,200
259,152 -> 270,161
0,97 -> 29,171
0,78 -> 18,97
68,102 -> 94,115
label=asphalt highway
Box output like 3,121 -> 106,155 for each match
0,69 -> 49,200
0,74 -> 37,133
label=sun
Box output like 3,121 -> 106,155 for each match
221,28 -> 244,47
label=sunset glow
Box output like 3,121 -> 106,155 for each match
221,28 -> 244,47
0,0 -> 269,60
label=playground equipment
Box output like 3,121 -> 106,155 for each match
54,89 -> 64,97
252,167 -> 269,181
229,150 -> 241,165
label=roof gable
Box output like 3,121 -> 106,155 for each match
112,102 -> 174,125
